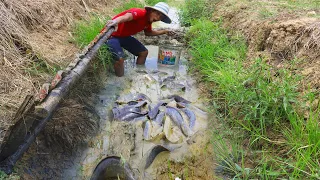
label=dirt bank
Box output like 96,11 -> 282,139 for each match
0,0 -> 122,147
213,0 -> 320,94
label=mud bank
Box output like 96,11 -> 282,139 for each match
214,0 -> 320,93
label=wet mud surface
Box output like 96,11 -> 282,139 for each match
78,46 -> 215,180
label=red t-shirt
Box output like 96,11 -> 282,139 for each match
111,8 -> 152,37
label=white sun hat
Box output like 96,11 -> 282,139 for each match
145,2 -> 172,24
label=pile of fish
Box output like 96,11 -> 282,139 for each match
112,93 -> 207,144
136,69 -> 187,92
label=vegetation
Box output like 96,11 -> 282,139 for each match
186,17 -> 320,179
145,0 -> 168,6
114,0 -> 169,13
72,15 -> 113,71
113,0 -> 144,14
0,170 -> 19,180
178,0 -> 215,26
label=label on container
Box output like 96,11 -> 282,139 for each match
158,48 -> 179,65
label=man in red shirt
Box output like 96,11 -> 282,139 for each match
105,2 -> 174,77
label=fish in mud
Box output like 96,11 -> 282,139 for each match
163,115 -> 183,144
118,111 -> 147,121
172,83 -> 186,92
148,101 -> 166,120
177,102 -> 208,118
144,74 -> 157,82
157,71 -> 168,76
165,106 -> 192,137
154,111 -> 165,125
112,101 -> 147,121
132,116 -> 149,123
149,70 -> 168,76
180,108 -> 196,130
115,93 -> 152,104
135,69 -> 148,74
143,121 -> 163,141
144,145 -> 179,169
161,82 -> 186,92
143,121 -> 152,140
90,156 -> 135,180
160,75 -> 176,85
163,95 -> 191,104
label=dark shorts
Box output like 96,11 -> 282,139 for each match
106,36 -> 147,61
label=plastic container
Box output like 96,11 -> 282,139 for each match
158,45 -> 182,66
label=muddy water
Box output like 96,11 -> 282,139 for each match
61,46 -> 211,179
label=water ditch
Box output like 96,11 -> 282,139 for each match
15,8 -> 217,180
75,46 -> 212,179
16,46 -> 216,180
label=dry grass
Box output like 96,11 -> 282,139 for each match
43,99 -> 98,149
294,21 -> 320,54
0,0 -> 119,144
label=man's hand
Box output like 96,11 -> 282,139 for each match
166,30 -> 176,36
106,20 -> 118,31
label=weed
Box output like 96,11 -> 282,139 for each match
285,0 -> 320,11
145,0 -> 168,6
24,57 -> 61,76
0,171 -> 20,180
114,0 -> 144,14
72,15 -> 108,48
120,154 -> 127,167
178,0 -> 216,26
72,15 -> 113,72
167,160 -> 174,179
259,8 -> 276,19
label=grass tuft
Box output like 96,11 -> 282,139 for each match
114,0 -> 144,14
178,0 -> 216,26
72,15 -> 113,71
145,0 -> 168,6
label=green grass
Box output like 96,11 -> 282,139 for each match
187,19 -> 320,179
113,0 -> 144,14
145,0 -> 168,6
72,15 -> 113,71
0,171 -> 20,180
72,15 -> 108,48
178,0 -> 216,26
283,0 -> 320,11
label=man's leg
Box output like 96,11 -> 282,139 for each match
113,58 -> 124,77
136,50 -> 148,65
106,37 -> 125,77
119,36 -> 148,65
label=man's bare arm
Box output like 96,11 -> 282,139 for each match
106,13 -> 133,27
145,29 -> 174,36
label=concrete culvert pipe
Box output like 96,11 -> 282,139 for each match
90,156 -> 135,180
